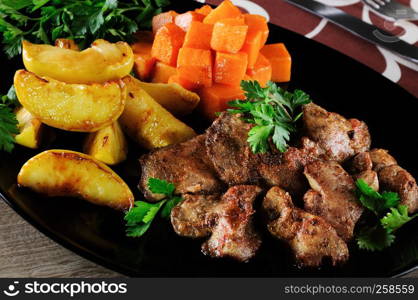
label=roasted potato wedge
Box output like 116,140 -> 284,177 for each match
135,81 -> 200,116
17,150 -> 134,210
120,76 -> 196,149
14,107 -> 43,149
83,121 -> 128,165
22,39 -> 134,84
14,70 -> 126,132
54,38 -> 79,50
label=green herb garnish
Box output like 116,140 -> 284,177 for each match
355,179 -> 400,215
0,0 -> 170,58
355,179 -> 418,251
0,103 -> 19,152
227,80 -> 312,154
0,85 -> 19,152
124,178 -> 182,237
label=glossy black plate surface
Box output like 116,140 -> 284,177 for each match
1,1 -> 417,277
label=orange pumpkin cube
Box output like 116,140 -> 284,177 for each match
151,23 -> 185,66
175,11 -> 205,31
168,75 -> 199,91
260,43 -> 291,82
241,30 -> 263,70
247,53 -> 272,87
177,48 -> 213,88
151,62 -> 177,83
211,18 -> 248,53
183,22 -> 213,50
131,34 -> 156,81
199,84 -> 245,120
133,53 -> 156,81
214,52 -> 248,86
244,14 -> 269,46
195,5 -> 213,16
152,11 -> 178,34
203,0 -> 242,24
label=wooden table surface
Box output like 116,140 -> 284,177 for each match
1,200 -> 417,278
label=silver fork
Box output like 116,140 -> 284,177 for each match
362,0 -> 418,20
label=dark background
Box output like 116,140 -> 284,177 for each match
0,1 -> 417,277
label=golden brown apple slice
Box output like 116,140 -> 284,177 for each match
14,70 -> 126,132
83,121 -> 128,165
135,81 -> 200,116
22,39 -> 134,84
119,76 -> 196,149
54,38 -> 79,50
17,150 -> 134,211
14,107 -> 44,149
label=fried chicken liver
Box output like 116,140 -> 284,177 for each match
303,161 -> 364,241
140,135 -> 224,201
263,187 -> 349,267
303,103 -> 371,162
171,185 -> 262,262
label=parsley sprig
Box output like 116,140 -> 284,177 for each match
124,178 -> 182,237
355,179 -> 418,251
0,0 -> 170,58
0,85 -> 19,152
227,81 -> 312,154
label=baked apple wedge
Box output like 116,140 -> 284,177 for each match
14,70 -> 126,132
14,107 -> 44,149
83,121 -> 128,166
22,39 -> 134,84
17,150 -> 134,211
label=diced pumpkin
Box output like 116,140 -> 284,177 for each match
195,5 -> 213,16
168,75 -> 199,91
133,53 -> 156,81
131,42 -> 152,54
131,36 -> 156,81
211,18 -> 248,53
183,21 -> 213,50
260,43 -> 291,82
175,11 -> 205,31
241,14 -> 269,69
151,62 -> 177,83
199,84 -> 245,120
214,52 -> 248,86
152,11 -> 178,34
177,47 -> 213,88
151,23 -> 185,66
203,0 -> 242,24
247,53 -> 272,87
244,14 -> 269,46
241,30 -> 262,70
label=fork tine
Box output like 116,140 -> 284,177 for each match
364,0 -> 381,9
374,0 -> 386,6
363,0 -> 418,20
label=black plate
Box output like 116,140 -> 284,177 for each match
1,1 -> 417,277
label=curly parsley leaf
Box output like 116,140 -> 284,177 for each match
381,205 -> 418,233
0,104 -> 19,152
355,179 -> 400,214
125,178 -> 183,237
125,200 -> 166,237
0,0 -> 170,58
1,85 -> 19,107
160,196 -> 182,219
355,180 -> 417,251
148,178 -> 175,196
227,80 -> 312,154
357,224 -> 395,252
